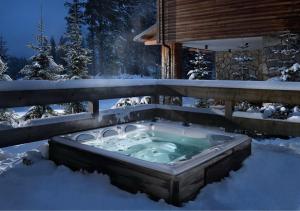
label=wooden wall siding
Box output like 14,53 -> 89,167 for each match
159,0 -> 300,43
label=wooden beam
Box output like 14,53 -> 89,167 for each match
161,43 -> 182,79
88,100 -> 100,117
225,101 -> 235,119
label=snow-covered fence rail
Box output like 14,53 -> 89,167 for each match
1,79 -> 300,147
0,80 -> 156,108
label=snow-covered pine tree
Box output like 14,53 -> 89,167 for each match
64,0 -> 91,80
0,56 -> 17,127
0,56 -> 11,81
20,16 -> 64,80
50,36 -> 58,63
278,33 -> 300,81
187,49 -> 212,108
187,49 -> 211,80
20,12 -> 64,120
64,0 -> 92,114
266,32 -> 300,80
0,35 -> 8,62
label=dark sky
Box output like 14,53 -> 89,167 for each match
0,0 -> 68,58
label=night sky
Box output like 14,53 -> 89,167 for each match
0,0 -> 67,58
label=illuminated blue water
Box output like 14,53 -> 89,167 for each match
83,130 -> 214,164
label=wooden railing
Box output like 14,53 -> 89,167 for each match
1,79 -> 300,147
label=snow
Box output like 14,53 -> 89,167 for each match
0,79 -> 156,92
158,79 -> 300,91
1,137 -> 300,209
2,79 -> 300,92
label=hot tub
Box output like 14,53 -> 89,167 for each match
49,120 -> 251,206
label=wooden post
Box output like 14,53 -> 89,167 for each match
161,43 -> 182,79
151,95 -> 160,104
161,43 -> 183,106
88,100 -> 100,118
225,101 -> 235,119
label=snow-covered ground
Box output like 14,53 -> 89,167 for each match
1,138 -> 300,209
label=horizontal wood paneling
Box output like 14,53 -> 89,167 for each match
159,0 -> 300,42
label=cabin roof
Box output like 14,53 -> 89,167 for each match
133,24 -> 158,45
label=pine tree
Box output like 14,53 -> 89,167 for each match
0,56 -> 11,81
64,0 -> 91,80
64,0 -> 91,114
187,49 -> 211,80
56,36 -> 68,67
0,35 -> 8,61
278,33 -> 300,81
50,36 -> 58,63
20,12 -> 64,120
0,56 -> 17,127
20,15 -> 64,80
85,0 -> 140,76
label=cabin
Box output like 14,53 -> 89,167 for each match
134,0 -> 300,80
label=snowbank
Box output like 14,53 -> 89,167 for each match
1,138 -> 300,209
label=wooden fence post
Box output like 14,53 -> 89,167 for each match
88,100 -> 100,118
225,100 -> 234,119
151,95 -> 160,104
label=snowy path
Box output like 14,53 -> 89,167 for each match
0,139 -> 300,210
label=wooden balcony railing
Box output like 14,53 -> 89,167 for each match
1,79 -> 300,147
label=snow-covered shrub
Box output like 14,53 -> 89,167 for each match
113,96 -> 151,108
194,98 -> 215,108
64,102 -> 87,114
0,57 -> 11,81
281,63 -> 300,81
260,103 -> 290,119
23,106 -> 58,121
140,96 -> 151,104
292,106 -> 300,116
0,110 -> 19,127
235,101 -> 261,113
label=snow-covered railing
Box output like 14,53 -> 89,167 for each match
1,79 -> 300,147
0,79 -> 157,109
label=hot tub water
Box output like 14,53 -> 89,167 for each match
76,124 -> 231,164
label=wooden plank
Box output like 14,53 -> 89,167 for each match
225,101 -> 234,119
0,85 -> 156,108
50,141 -> 173,200
158,0 -> 300,43
156,84 -> 300,105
